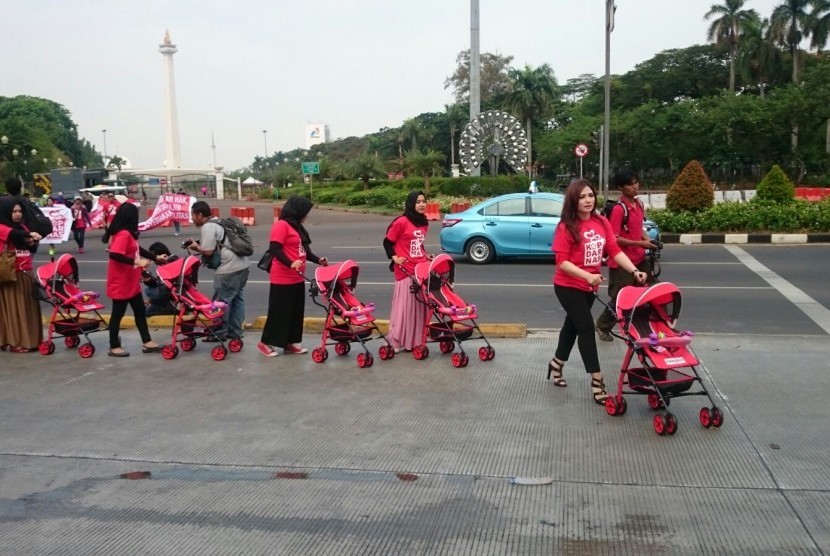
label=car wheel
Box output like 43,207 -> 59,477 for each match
465,238 -> 495,265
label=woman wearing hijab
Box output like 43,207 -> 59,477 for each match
383,191 -> 431,353
103,203 -> 161,357
0,198 -> 43,352
257,196 -> 327,357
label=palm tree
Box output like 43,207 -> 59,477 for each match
404,149 -> 445,193
705,0 -> 760,92
806,0 -> 830,152
500,64 -> 558,174
769,0 -> 820,151
444,103 -> 467,168
347,152 -> 387,190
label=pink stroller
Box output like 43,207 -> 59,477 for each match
409,254 -> 495,367
603,282 -> 724,436
309,260 -> 395,367
155,255 -> 243,361
35,254 -> 108,358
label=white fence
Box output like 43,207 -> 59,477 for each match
642,190 -> 756,209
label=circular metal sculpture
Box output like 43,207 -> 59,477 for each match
458,110 -> 528,176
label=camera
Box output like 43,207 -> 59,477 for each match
181,238 -> 198,249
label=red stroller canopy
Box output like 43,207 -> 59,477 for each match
314,260 -> 358,294
157,255 -> 200,286
36,254 -> 79,286
414,253 -> 454,283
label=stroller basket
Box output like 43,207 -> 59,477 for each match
627,367 -> 696,395
429,322 -> 474,341
327,322 -> 374,341
54,317 -> 103,334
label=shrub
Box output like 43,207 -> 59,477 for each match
666,160 -> 714,213
755,164 -> 795,204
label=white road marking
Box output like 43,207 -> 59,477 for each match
725,245 -> 830,334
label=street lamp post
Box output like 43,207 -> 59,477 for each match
102,129 -> 108,162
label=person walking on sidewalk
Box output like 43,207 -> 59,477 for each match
187,201 -> 249,342
70,198 -> 92,253
383,191 -> 431,353
257,196 -> 327,357
595,169 -> 657,341
547,179 -> 647,406
103,203 -> 162,357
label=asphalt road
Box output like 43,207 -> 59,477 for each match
34,203 -> 830,337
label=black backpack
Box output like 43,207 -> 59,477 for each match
216,217 -> 254,257
600,198 -> 642,233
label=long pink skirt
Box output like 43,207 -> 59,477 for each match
387,278 -> 429,350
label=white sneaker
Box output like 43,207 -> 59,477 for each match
257,342 -> 279,357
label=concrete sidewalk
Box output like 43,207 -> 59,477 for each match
1,328 -> 827,554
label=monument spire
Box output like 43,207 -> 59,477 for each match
158,29 -> 182,168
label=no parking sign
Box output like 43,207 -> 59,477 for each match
574,143 -> 589,157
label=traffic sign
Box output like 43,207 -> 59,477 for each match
574,144 -> 589,158
301,161 -> 320,175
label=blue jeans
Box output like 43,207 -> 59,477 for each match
213,268 -> 249,339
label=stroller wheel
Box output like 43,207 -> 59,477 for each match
617,397 -> 628,415
605,397 -> 619,416
227,338 -> 244,353
699,407 -> 712,428
711,406 -> 724,428
78,343 -> 95,359
653,414 -> 667,436
65,336 -> 81,349
311,347 -> 327,363
647,393 -> 664,410
210,345 -> 227,361
451,353 -> 464,368
439,340 -> 454,354
335,342 -> 351,356
478,346 -> 495,361
161,344 -> 179,360
39,341 -> 55,356
180,338 -> 197,352
413,345 -> 429,360
378,345 -> 393,360
356,352 -> 371,368
665,413 -> 678,435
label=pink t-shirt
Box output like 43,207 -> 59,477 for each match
106,230 -> 141,300
385,216 -> 428,281
268,219 -> 305,285
552,215 -> 622,292
607,197 -> 646,268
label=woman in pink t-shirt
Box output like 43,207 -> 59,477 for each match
383,191 -> 431,352
548,180 -> 647,405
257,196 -> 327,357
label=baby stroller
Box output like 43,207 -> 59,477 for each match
309,260 -> 395,368
410,254 -> 495,367
602,282 -> 724,436
155,255 -> 243,361
35,254 -> 108,358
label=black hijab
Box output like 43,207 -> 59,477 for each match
102,202 -> 140,243
402,191 -> 428,227
279,196 -> 313,245
0,197 -> 31,249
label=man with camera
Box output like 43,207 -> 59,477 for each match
185,201 -> 250,342
595,169 -> 658,342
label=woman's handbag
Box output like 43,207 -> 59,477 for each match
257,251 -> 274,272
0,249 -> 18,284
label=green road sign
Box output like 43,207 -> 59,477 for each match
301,161 -> 320,175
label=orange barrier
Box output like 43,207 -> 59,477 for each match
795,187 -> 830,202
425,202 -> 441,221
230,206 -> 256,226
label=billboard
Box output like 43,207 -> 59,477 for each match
305,123 -> 330,148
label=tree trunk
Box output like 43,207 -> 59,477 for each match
525,117 -> 533,174
729,45 -> 736,93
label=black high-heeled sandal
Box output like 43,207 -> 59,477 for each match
591,376 -> 610,405
546,359 -> 567,387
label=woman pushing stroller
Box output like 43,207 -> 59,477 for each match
548,179 -> 647,405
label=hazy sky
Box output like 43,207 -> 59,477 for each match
4,0 -> 783,172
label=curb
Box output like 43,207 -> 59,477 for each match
80,316 -> 529,339
661,232 -> 830,244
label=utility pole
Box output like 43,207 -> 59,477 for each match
469,0 -> 481,177
603,0 -> 615,201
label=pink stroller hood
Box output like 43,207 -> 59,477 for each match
36,254 -> 79,287
617,282 -> 692,351
157,255 -> 200,288
616,282 -> 682,318
414,253 -> 454,283
314,260 -> 358,295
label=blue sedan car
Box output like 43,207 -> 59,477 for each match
439,192 -> 660,264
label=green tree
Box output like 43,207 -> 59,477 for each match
444,50 -> 514,104
736,17 -> 788,97
107,155 -> 126,172
347,152 -> 387,190
755,163 -> 795,202
769,0 -> 815,83
403,149 -> 444,193
705,0 -> 760,92
500,64 -> 559,173
666,160 -> 715,212
444,103 -> 468,168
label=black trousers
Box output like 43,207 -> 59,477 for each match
260,283 -> 305,348
109,292 -> 152,349
554,285 -> 600,373
596,258 -> 654,333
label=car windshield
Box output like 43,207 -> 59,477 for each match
481,198 -> 525,216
